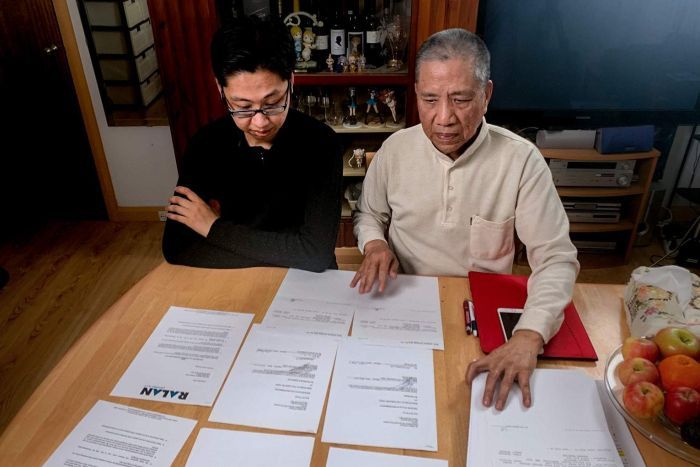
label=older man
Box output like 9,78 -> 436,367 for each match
351,29 -> 579,410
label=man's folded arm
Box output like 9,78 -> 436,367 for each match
163,143 -> 342,272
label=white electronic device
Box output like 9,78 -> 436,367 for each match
536,130 -> 597,149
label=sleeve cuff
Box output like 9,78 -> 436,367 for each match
357,234 -> 388,254
512,309 -> 563,345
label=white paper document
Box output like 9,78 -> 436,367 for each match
44,400 -> 196,467
595,380 -> 645,467
467,369 -> 623,467
185,428 -> 314,467
263,295 -> 355,338
111,306 -> 253,406
322,340 -> 438,451
327,448 -> 447,467
209,325 -> 338,433
352,306 -> 444,349
264,269 -> 443,349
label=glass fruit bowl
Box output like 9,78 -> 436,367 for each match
604,345 -> 700,465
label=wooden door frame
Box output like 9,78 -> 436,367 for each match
54,0 -> 174,222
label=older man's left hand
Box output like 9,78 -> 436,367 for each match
466,329 -> 543,410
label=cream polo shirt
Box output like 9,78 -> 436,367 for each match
354,119 -> 580,343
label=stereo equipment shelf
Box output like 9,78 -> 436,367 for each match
544,147 -> 660,265
569,221 -> 635,233
557,184 -> 645,197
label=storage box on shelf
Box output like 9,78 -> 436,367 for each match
541,147 -> 660,267
79,0 -> 162,108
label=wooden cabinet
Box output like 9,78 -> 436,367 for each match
541,148 -> 660,267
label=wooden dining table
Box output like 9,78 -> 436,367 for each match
0,263 -> 694,466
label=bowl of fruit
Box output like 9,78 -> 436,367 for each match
605,326 -> 700,465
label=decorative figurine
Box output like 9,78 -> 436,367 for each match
358,54 -> 367,72
348,54 -> 358,73
349,35 -> 362,59
335,55 -> 348,73
301,28 -> 316,62
290,25 -> 303,62
325,53 -> 334,72
365,89 -> 384,125
343,87 -> 360,127
380,88 -> 400,127
348,148 -> 366,168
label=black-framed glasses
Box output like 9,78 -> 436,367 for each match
221,81 -> 291,119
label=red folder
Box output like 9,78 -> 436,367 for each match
469,271 -> 597,361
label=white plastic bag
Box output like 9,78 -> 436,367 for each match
624,265 -> 700,337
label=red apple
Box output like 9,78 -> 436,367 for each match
664,387 -> 700,425
623,381 -> 665,419
654,327 -> 700,359
617,357 -> 660,385
621,336 -> 660,362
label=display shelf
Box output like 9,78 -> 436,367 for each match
541,148 -> 660,161
294,71 -> 410,87
331,122 -> 405,134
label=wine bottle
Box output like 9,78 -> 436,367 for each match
329,8 -> 346,62
346,7 -> 363,59
364,0 -> 381,68
313,5 -> 329,66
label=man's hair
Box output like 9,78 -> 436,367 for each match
415,28 -> 490,88
211,16 -> 295,87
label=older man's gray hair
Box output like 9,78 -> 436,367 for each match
415,28 -> 490,88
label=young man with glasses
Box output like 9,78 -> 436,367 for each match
163,16 -> 342,272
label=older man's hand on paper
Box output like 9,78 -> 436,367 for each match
466,329 -> 543,410
350,240 -> 400,294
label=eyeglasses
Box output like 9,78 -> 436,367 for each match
221,81 -> 291,119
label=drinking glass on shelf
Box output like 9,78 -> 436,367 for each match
306,94 -> 317,118
319,93 -> 330,122
386,15 -> 408,70
295,92 -> 306,114
327,99 -> 342,126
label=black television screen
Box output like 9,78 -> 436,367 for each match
477,0 -> 700,129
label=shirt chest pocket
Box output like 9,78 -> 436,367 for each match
469,215 -> 515,260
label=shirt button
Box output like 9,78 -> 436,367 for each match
447,206 -> 453,212
448,186 -> 454,191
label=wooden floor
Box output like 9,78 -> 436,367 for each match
0,220 -> 673,435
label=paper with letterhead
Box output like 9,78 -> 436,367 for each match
185,428 -> 314,467
467,369 -> 623,467
209,325 -> 338,433
111,306 -> 253,406
264,269 -> 443,349
327,448 -> 447,466
322,339 -> 438,451
44,400 -> 196,467
595,380 -> 645,467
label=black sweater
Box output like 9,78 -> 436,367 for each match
162,110 -> 343,272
